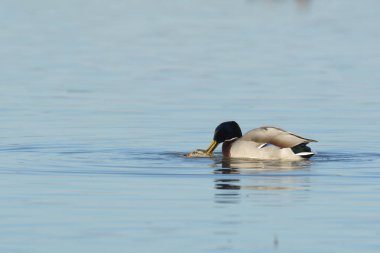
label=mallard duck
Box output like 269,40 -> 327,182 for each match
205,121 -> 317,160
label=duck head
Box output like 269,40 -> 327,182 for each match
206,121 -> 242,155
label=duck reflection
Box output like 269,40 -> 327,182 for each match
295,0 -> 311,10
245,0 -> 312,11
214,179 -> 242,204
213,158 -> 312,204
214,157 -> 311,171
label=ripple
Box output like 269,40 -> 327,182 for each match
313,151 -> 380,162
1,145 -> 379,178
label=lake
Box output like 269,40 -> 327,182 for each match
1,0 -> 380,252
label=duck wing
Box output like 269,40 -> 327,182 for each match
240,126 -> 317,148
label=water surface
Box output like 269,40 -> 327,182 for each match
1,0 -> 380,252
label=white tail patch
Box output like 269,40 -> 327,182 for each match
295,152 -> 314,156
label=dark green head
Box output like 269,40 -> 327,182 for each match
213,121 -> 242,143
206,121 -> 242,155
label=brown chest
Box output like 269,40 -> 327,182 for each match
222,139 -> 236,157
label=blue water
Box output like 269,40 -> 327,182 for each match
1,0 -> 380,252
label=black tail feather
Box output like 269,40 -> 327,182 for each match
291,143 -> 311,153
291,143 -> 314,158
